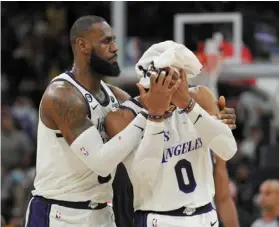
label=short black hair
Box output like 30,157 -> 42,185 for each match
69,15 -> 106,45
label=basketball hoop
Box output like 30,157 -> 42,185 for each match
197,53 -> 224,76
193,51 -> 224,97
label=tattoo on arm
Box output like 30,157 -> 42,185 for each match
47,82 -> 93,144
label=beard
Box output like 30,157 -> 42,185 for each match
89,50 -> 121,77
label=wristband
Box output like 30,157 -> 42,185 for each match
148,114 -> 164,120
178,98 -> 195,114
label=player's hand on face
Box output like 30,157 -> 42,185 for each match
170,69 -> 192,109
137,68 -> 181,116
217,96 -> 237,130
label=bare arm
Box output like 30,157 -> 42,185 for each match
214,155 -> 239,227
189,85 -> 219,115
41,81 -> 93,144
105,109 -> 135,138
107,84 -> 131,103
41,81 -> 148,176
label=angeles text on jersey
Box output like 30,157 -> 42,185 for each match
162,136 -> 203,163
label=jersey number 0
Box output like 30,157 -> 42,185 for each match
175,159 -> 197,193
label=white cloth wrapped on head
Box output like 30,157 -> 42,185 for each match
135,40 -> 203,89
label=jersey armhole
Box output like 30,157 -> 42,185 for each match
118,106 -> 137,117
105,83 -> 121,106
129,97 -> 144,108
50,78 -> 92,120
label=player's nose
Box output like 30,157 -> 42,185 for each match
110,41 -> 118,53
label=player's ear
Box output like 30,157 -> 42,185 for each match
77,38 -> 90,55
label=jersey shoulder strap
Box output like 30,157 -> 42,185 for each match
100,81 -> 120,109
120,96 -> 143,117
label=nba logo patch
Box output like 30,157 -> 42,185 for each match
107,200 -> 112,207
152,218 -> 158,227
85,93 -> 93,103
55,211 -> 61,220
80,147 -> 89,156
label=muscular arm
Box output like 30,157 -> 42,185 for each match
107,84 -> 131,103
189,86 -> 219,115
214,155 -> 239,227
41,81 -> 93,144
187,86 -> 237,161
41,81 -> 148,176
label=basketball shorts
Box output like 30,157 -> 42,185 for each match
134,202 -> 219,227
24,196 -> 116,227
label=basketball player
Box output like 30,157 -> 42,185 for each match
106,68 -> 237,227
202,96 -> 239,227
111,96 -> 239,227
112,126 -> 240,227
24,15 -> 181,227
251,179 -> 279,227
213,138 -> 240,226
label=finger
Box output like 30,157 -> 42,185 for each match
229,124 -> 237,130
136,83 -> 146,96
168,79 -> 176,88
173,70 -> 180,80
179,69 -> 186,81
223,119 -> 236,125
163,70 -> 174,88
218,96 -> 226,110
170,78 -> 182,93
157,70 -> 166,85
149,73 -> 157,90
180,69 -> 188,86
166,67 -> 174,77
220,107 -> 235,115
220,114 -> 236,120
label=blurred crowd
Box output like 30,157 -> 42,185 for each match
1,2 -> 279,227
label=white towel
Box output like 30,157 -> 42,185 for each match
135,40 -> 202,89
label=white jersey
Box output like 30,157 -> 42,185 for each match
32,71 -> 119,203
122,98 -> 215,211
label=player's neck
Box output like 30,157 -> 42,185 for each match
72,65 -> 102,94
262,207 -> 279,221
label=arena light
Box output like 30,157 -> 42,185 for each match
174,13 -> 242,64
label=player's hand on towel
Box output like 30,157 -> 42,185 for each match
170,69 -> 192,109
137,68 -> 181,116
217,96 -> 237,130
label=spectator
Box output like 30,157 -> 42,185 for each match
1,106 -> 34,173
11,96 -> 38,142
251,180 -> 279,227
228,180 -> 257,227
